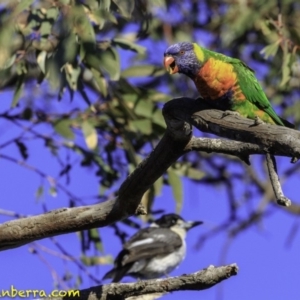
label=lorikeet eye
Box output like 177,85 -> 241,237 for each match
179,50 -> 185,55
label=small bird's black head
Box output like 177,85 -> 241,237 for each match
163,42 -> 202,78
154,213 -> 184,228
154,213 -> 203,231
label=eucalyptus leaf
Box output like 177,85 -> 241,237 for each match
40,21 -> 52,37
152,109 -> 166,128
134,100 -> 153,118
35,186 -> 44,200
15,140 -> 28,160
280,43 -> 292,87
63,63 -> 81,90
154,176 -> 163,196
89,228 -> 103,252
82,120 -> 98,150
0,54 -> 16,70
85,48 -> 120,80
100,0 -> 111,10
186,167 -> 205,180
73,5 -> 96,44
260,42 -> 279,59
112,0 -> 134,18
130,119 -> 152,135
54,119 -> 75,140
37,51 -> 47,73
49,186 -> 57,197
167,168 -> 183,213
46,7 -> 59,19
90,67 -> 108,96
13,0 -> 34,16
113,38 -> 146,54
99,47 -> 120,80
121,65 -> 165,78
11,77 -> 24,108
80,255 -> 113,266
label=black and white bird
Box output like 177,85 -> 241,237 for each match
103,213 -> 203,282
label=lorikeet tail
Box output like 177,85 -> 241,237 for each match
280,117 -> 294,128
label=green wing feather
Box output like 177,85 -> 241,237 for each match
231,59 -> 285,126
199,47 -> 281,123
195,45 -> 293,127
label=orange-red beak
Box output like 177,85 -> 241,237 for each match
163,56 -> 179,74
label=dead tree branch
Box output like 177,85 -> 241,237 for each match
0,97 -> 299,251
42,264 -> 238,300
266,153 -> 291,206
0,116 -> 191,251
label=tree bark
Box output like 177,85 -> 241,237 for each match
0,97 -> 299,251
41,264 -> 238,300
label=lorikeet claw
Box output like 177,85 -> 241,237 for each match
291,156 -> 299,163
253,116 -> 265,126
222,110 -> 240,118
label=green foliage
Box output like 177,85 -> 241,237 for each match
167,167 -> 183,213
82,120 -> 98,150
80,254 -> 113,266
54,119 -> 75,140
1,0 -> 300,215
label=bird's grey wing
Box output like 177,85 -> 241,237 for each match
123,227 -> 158,246
124,227 -> 180,247
122,228 -> 182,265
103,228 -> 182,282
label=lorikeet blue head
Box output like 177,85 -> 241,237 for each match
163,42 -> 201,78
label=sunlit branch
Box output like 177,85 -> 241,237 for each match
186,137 -> 263,165
265,153 -> 292,206
41,264 -> 238,300
0,96 -> 299,251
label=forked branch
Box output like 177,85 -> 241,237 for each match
0,97 -> 298,251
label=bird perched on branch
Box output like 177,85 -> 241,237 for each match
163,42 -> 294,128
102,213 -> 203,282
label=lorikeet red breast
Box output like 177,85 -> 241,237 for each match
163,42 -> 293,128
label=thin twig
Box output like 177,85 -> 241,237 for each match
0,209 -> 29,218
30,246 -> 70,290
34,242 -> 73,261
51,237 -> 102,285
0,153 -> 85,204
265,153 -> 291,206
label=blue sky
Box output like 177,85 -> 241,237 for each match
1,3 -> 300,299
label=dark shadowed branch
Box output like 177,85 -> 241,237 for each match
164,97 -> 300,158
0,97 -> 299,251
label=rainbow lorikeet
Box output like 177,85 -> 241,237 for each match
163,42 -> 293,128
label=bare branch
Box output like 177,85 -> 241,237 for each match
42,264 -> 238,300
0,123 -> 191,251
164,97 -> 300,158
186,136 -> 264,164
265,153 -> 292,206
1,97 -> 299,251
